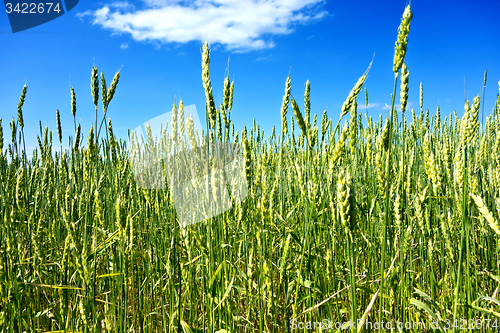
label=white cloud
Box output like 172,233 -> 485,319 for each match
381,101 -> 414,111
361,102 -> 379,109
121,43 -> 129,49
110,1 -> 136,10
256,53 -> 272,61
76,10 -> 92,21
142,0 -> 170,7
82,0 -> 328,51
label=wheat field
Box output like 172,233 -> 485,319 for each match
1,4 -> 500,332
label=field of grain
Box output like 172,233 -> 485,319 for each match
1,4 -> 500,332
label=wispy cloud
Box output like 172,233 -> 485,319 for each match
120,43 -> 129,49
76,10 -> 91,22
110,1 -> 136,11
256,54 -> 272,61
79,0 -> 328,51
381,101 -> 414,111
361,102 -> 379,109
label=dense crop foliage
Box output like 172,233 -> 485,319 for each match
1,4 -> 500,332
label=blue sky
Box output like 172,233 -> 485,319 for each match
1,0 -> 500,151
